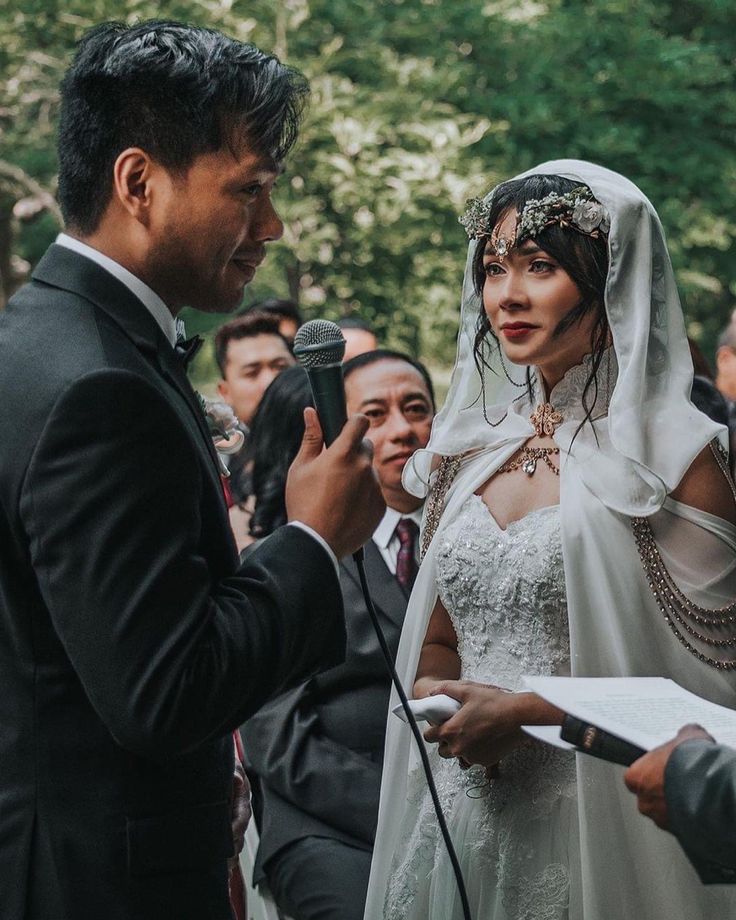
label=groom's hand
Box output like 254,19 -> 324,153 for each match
286,407 -> 385,559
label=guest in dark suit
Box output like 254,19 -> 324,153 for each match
0,22 -> 383,920
625,725 -> 736,884
242,349 -> 435,920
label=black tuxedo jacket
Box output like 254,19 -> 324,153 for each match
241,538 -> 409,881
0,245 -> 344,920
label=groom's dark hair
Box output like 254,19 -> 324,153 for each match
57,20 -> 309,234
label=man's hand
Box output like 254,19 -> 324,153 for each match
423,681 -> 560,768
624,723 -> 714,831
286,408 -> 385,559
228,759 -> 251,869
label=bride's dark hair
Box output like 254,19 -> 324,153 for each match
470,174 -> 610,433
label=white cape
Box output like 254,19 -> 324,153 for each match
364,160 -> 736,919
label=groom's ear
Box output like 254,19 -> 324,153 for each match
111,147 -> 163,228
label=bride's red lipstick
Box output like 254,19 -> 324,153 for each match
501,322 -> 537,340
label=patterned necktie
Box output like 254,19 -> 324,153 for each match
395,518 -> 419,592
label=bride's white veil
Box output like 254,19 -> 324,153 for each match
405,159 -> 726,514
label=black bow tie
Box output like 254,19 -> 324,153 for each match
174,334 -> 204,369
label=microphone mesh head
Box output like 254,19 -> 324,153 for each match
293,319 -> 346,368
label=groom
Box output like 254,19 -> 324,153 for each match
0,21 -> 383,920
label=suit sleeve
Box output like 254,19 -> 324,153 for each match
665,739 -> 736,884
242,681 -> 382,844
20,369 -> 345,758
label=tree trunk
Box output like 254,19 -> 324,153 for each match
285,259 -> 301,304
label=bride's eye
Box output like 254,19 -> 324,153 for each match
484,262 -> 504,277
530,259 -> 555,273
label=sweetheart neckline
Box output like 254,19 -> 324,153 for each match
468,492 -> 560,534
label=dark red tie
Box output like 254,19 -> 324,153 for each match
395,518 -> 419,592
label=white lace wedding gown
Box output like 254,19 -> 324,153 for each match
383,494 -> 580,920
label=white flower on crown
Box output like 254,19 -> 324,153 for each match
572,198 -> 611,235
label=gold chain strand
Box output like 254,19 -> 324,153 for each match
632,520 -> 736,624
710,438 -> 736,504
633,532 -> 736,669
498,446 -> 560,477
421,455 -> 462,560
631,440 -> 736,669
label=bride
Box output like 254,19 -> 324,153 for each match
363,160 -> 736,920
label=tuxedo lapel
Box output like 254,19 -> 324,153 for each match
155,344 -> 225,479
343,540 -> 408,628
33,245 -> 164,360
32,245 -> 225,499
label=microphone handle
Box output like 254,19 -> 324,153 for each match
306,363 -> 348,447
305,362 -> 363,562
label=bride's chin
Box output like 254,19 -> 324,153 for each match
500,347 -> 535,367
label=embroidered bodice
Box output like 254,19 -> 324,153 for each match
436,494 -> 570,688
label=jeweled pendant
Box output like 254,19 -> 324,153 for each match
530,403 -> 564,438
522,457 -> 537,475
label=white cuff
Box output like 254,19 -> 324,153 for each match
288,521 -> 340,577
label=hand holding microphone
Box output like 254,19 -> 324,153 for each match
285,320 -> 384,559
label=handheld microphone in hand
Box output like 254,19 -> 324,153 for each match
293,319 -> 347,447
294,324 -> 472,919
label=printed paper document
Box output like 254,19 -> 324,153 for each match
522,676 -> 736,751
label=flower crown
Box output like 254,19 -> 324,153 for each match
459,185 -> 611,259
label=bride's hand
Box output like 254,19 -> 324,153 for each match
423,681 -> 563,768
413,676 -> 450,699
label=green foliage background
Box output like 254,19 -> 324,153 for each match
2,0 -> 735,387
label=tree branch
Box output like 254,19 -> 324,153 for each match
0,160 -> 62,224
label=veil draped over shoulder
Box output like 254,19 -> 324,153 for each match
364,161 -> 736,920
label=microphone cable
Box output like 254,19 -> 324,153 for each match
354,549 -> 473,920
292,319 -> 471,918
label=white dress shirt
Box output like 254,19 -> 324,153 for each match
54,233 -> 340,573
371,505 -> 424,576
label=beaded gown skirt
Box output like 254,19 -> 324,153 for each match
383,495 -> 581,920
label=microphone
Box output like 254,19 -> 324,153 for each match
293,319 -> 347,447
295,324 -> 471,917
293,319 -> 364,563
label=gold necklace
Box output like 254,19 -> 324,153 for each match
498,446 -> 560,477
497,401 -> 563,476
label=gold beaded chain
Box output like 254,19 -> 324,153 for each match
495,401 -> 564,477
631,439 -> 736,670
497,446 -> 560,477
421,454 -> 463,559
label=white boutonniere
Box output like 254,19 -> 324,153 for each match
196,393 -> 246,476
